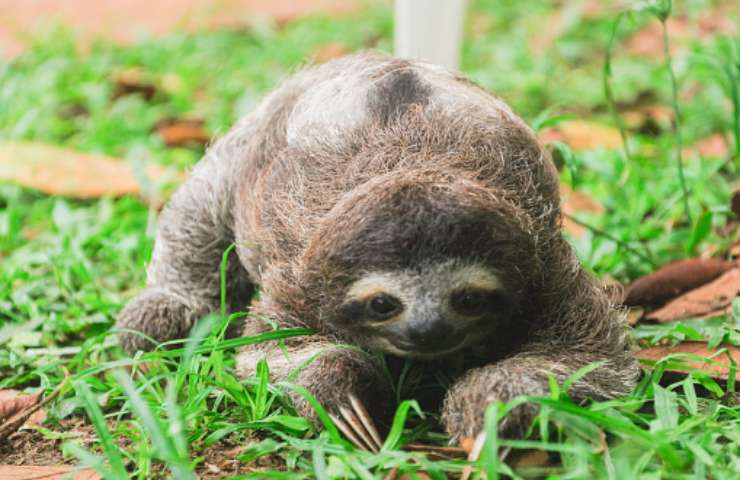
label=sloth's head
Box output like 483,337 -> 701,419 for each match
301,170 -> 543,359
336,260 -> 511,358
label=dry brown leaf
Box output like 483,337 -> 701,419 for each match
0,465 -> 100,480
637,342 -> 740,380
539,120 -> 622,151
312,43 -> 349,63
0,391 -> 41,424
625,12 -> 738,58
529,0 -> 620,54
155,119 -> 211,147
625,258 -> 736,307
682,134 -> 729,159
560,183 -> 604,237
622,105 -> 673,135
647,268 -> 740,322
0,142 -> 183,201
112,68 -> 157,100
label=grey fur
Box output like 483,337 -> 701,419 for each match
117,53 -> 639,440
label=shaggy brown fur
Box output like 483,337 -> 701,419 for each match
117,53 -> 639,442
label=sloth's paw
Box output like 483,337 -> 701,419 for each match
441,367 -> 547,445
116,288 -> 198,354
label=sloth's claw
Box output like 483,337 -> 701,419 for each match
329,395 -> 383,452
349,394 -> 383,450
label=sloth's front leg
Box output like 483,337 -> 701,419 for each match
441,348 -> 637,443
236,337 -> 393,449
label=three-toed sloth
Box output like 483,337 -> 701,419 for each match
118,53 -> 638,442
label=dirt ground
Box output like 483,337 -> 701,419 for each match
0,0 -> 363,58
0,416 -> 284,478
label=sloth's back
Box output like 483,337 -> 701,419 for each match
219,53 -> 558,276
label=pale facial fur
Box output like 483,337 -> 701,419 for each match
338,260 -> 509,359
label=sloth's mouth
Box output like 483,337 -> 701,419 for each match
386,334 -> 468,359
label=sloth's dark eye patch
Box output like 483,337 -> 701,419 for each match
450,289 -> 504,317
366,294 -> 403,320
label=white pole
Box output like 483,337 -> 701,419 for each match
394,0 -> 468,70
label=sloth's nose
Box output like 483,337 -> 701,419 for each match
407,319 -> 454,350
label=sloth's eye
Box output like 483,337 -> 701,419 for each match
451,289 -> 500,317
366,294 -> 402,320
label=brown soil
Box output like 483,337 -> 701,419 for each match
0,416 -> 285,478
0,417 -> 91,466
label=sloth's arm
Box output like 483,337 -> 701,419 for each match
441,264 -> 638,443
116,151 -> 253,353
236,338 -> 393,427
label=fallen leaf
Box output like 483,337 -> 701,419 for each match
560,183 -> 604,237
529,0 -> 620,54
0,142 -> 183,201
0,465 -> 100,480
682,134 -> 729,159
312,43 -> 349,63
625,258 -> 736,307
647,268 -> 740,322
622,104 -> 673,135
112,68 -> 157,100
625,11 -> 738,59
155,119 -> 211,147
638,342 -> 740,380
539,121 -> 622,151
0,391 -> 41,424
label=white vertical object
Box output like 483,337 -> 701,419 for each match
394,0 -> 468,70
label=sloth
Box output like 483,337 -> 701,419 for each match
117,53 -> 639,445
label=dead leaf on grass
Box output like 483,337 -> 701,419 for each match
0,142 -> 183,202
624,12 -> 737,59
622,104 -> 673,135
647,268 -> 740,322
539,121 -> 622,151
112,68 -> 158,100
155,118 -> 211,147
625,258 -> 736,307
0,391 -> 41,424
0,465 -> 100,480
638,341 -> 740,380
682,134 -> 730,159
529,0 -> 623,54
560,183 -> 604,237
312,43 -> 350,63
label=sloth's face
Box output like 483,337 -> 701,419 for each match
335,260 -> 513,359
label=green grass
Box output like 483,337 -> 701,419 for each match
1,0 -> 739,478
